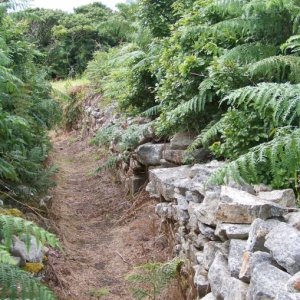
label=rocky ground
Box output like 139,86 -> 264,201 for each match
46,131 -> 172,300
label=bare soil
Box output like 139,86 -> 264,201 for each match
47,131 -> 171,300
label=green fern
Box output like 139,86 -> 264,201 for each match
127,259 -> 183,300
142,104 -> 161,117
0,215 -> 60,250
188,118 -> 225,151
281,34 -> 300,54
0,264 -> 57,300
209,129 -> 300,188
218,43 -> 277,64
249,55 -> 300,83
223,82 -> 300,126
0,246 -> 18,265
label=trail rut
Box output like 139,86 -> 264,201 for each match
47,132 -> 167,300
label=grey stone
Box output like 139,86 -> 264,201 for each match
239,251 -> 273,283
128,174 -> 148,195
175,205 -> 190,225
129,158 -> 145,173
188,233 -> 209,250
253,184 -> 273,193
246,218 -> 282,252
286,272 -> 300,293
185,190 -> 203,204
275,292 -> 300,300
203,241 -> 229,270
224,277 -> 248,300
228,239 -> 247,278
136,143 -> 166,166
265,223 -> 300,275
163,149 -> 184,165
188,192 -> 220,226
208,252 -> 230,299
284,212 -> 300,230
196,251 -> 204,265
216,186 -> 291,224
147,165 -> 191,201
155,203 -> 175,219
193,265 -> 211,297
170,132 -> 196,150
258,189 -> 296,207
11,236 -> 44,266
215,223 -> 251,241
39,195 -> 53,209
200,293 -> 216,300
159,159 -> 178,168
198,223 -> 219,241
247,262 -> 291,300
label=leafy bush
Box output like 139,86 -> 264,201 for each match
0,4 -> 61,197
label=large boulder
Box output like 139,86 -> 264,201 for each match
216,186 -> 291,224
135,143 -> 166,166
265,223 -> 300,275
258,189 -> 296,207
247,262 -> 291,299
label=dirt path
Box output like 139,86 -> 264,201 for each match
47,132 -> 169,300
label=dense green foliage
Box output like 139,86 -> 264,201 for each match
86,0 -> 300,190
17,2 -> 138,78
0,2 -> 60,198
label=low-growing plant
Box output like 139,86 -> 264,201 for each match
126,259 -> 183,300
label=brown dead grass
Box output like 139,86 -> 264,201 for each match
46,131 -> 178,300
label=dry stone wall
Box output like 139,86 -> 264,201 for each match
147,162 -> 300,300
80,104 -> 300,299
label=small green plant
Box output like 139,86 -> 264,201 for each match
89,287 -> 110,299
126,259 -> 183,300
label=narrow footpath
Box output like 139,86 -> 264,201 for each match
47,132 -> 168,300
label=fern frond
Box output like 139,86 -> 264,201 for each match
0,215 -> 60,250
168,79 -> 215,119
209,129 -> 300,188
249,55 -> 300,83
188,118 -> 225,151
223,82 -> 300,126
281,34 -> 300,54
0,264 -> 57,300
141,104 -> 161,117
219,43 -> 277,64
0,246 -> 18,265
